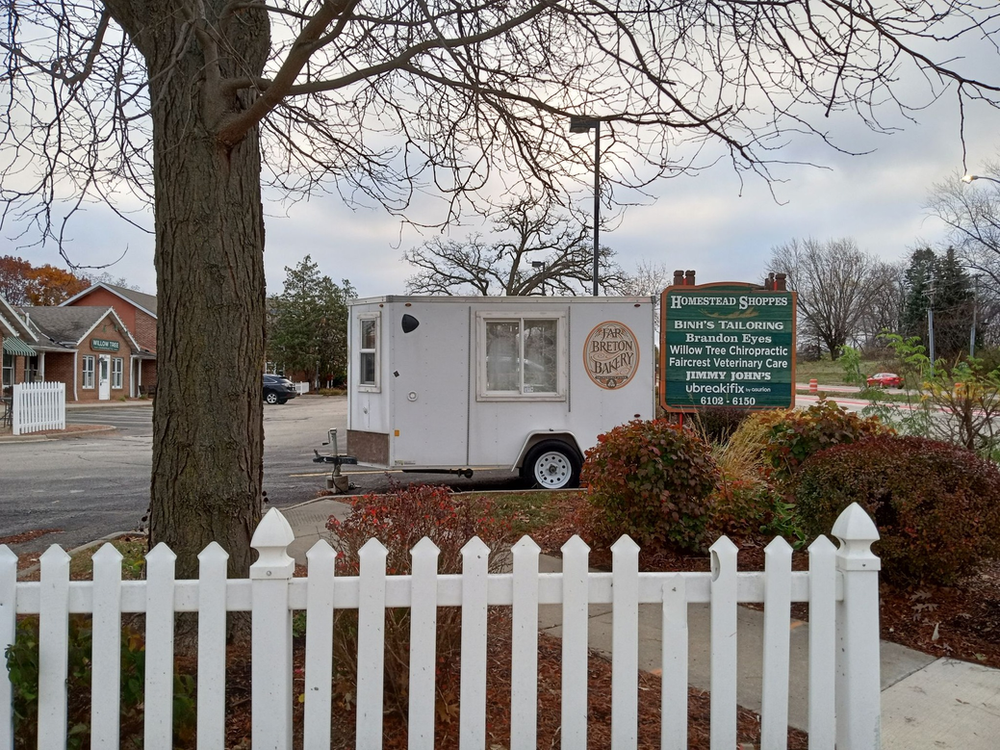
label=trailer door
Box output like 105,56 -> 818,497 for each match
389,303 -> 471,468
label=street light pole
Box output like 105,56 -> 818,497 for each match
570,116 -> 601,296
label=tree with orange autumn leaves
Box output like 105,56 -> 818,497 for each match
0,255 -> 90,306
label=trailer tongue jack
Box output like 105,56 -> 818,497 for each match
312,429 -> 357,493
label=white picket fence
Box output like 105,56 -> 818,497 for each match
0,503 -> 882,750
294,381 -> 310,394
11,382 -> 65,435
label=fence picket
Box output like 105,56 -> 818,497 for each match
91,544 -> 124,748
356,538 -> 388,749
304,541 -> 337,750
511,536 -> 540,750
11,382 -> 65,435
661,574 -> 688,750
709,536 -> 739,750
37,546 -> 71,750
611,535 -> 639,750
144,543 -> 177,750
0,546 -> 16,750
197,542 -> 229,750
761,537 -> 793,750
560,536 -> 590,750
807,536 -> 837,750
459,537 -> 490,749
408,538 -> 440,750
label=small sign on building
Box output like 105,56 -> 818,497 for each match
660,280 -> 796,412
91,338 -> 120,352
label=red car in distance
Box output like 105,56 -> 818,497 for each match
866,372 -> 903,389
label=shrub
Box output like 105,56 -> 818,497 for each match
5,616 -> 196,750
713,409 -> 789,479
326,483 -> 510,715
762,399 -> 890,482
793,435 -> 1000,585
581,419 -> 719,552
705,472 -> 805,547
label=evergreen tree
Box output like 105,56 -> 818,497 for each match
901,248 -> 937,342
267,257 -> 356,388
934,247 -> 973,359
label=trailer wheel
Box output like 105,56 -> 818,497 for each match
524,441 -> 581,490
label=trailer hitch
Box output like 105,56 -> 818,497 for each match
313,429 -> 357,493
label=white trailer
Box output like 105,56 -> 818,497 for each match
346,295 -> 654,489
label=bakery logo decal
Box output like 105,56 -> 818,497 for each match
584,321 -> 639,389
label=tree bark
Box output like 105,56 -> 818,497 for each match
140,2 -> 269,580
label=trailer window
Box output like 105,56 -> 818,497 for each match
479,314 -> 563,399
358,314 -> 380,391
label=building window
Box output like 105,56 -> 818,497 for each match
2,351 -> 12,389
112,357 -> 123,389
477,312 -> 564,400
358,313 -> 380,391
26,355 -> 39,382
82,355 -> 95,389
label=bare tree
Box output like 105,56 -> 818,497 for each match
3,1 -> 1000,575
770,238 -> 897,357
404,198 -> 623,295
926,163 -> 1000,347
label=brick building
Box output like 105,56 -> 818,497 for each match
20,306 -> 141,402
60,283 -> 157,394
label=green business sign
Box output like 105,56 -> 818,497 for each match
659,282 -> 796,412
91,338 -> 120,352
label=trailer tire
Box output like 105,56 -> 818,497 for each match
523,441 -> 581,490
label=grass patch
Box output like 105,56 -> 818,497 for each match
796,356 -> 882,386
68,535 -> 147,580
475,490 -> 584,538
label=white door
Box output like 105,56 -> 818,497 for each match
98,355 -> 111,400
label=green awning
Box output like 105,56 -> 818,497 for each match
2,337 -> 36,356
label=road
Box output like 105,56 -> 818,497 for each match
0,396 -> 520,555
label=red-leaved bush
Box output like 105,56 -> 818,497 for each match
326,483 -> 510,715
581,419 -> 719,552
793,435 -> 1000,584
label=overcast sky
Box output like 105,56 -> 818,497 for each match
6,89 -> 998,300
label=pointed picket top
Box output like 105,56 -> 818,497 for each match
561,534 -> 591,556
198,541 -> 229,563
807,534 -> 837,556
411,536 -> 441,562
359,537 -> 388,563
146,542 -> 176,565
709,535 -> 739,580
832,502 -> 881,572
93,542 -> 124,565
461,535 -> 490,560
307,539 -> 336,565
40,544 -> 71,569
611,534 -> 640,556
0,544 -> 17,568
764,536 -> 793,560
513,535 -> 541,556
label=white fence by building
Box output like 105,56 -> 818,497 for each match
0,504 -> 882,750
11,382 -> 65,436
294,381 -> 310,394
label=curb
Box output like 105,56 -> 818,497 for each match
0,424 -> 117,444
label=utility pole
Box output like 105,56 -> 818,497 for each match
970,274 -> 981,357
925,281 -> 936,376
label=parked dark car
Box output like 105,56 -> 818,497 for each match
866,372 -> 903,389
263,374 -> 298,404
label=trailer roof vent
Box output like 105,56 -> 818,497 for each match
401,314 -> 420,333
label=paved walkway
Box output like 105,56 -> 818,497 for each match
284,496 -> 1000,748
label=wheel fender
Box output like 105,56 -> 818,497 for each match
512,432 -> 583,473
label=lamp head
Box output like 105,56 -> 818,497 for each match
962,174 -> 978,183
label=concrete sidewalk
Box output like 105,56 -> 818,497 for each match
284,496 -> 1000,748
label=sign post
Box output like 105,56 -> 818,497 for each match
660,282 -> 796,412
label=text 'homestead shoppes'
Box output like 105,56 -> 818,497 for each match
660,274 -> 797,412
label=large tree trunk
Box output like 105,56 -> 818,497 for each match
139,4 -> 270,580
